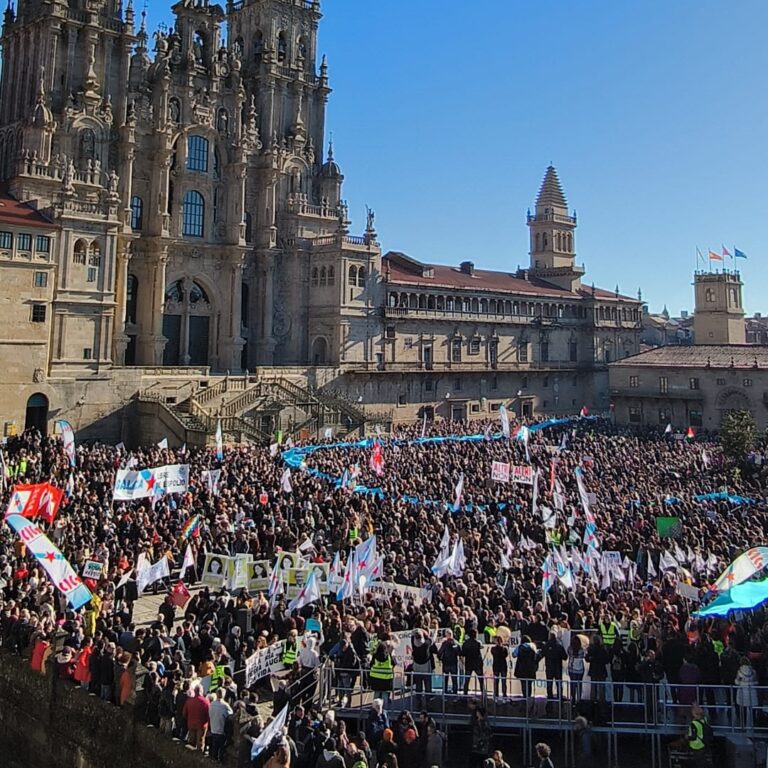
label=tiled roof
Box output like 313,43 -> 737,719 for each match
0,194 -> 56,229
384,253 -> 639,303
611,344 -> 768,369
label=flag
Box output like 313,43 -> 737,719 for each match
659,550 -> 678,572
215,419 -> 223,461
55,420 -> 77,467
686,427 -> 695,441
268,558 -> 283,598
646,554 -> 657,579
201,469 -> 221,496
324,427 -> 333,439
708,250 -> 722,261
180,543 -> 196,579
157,438 -> 168,450
552,546 -> 574,590
499,404 -> 510,438
702,450 -> 710,469
696,247 -> 705,266
5,483 -> 62,523
65,473 -> 74,498
170,580 -> 191,608
5,514 -> 93,610
280,468 -> 292,494
722,245 -> 732,258
337,550 -> 357,601
355,535 -> 377,577
369,554 -> 385,582
438,525 -> 450,561
541,555 -> 556,600
181,514 -> 201,540
450,538 -> 466,578
656,516 -> 683,539
664,423 -> 672,435
500,551 -> 511,570
574,468 -> 595,524
288,569 -> 321,612
269,443 -> 279,458
328,550 -> 343,593
580,405 -> 589,418
421,412 -> 427,439
370,440 -> 384,476
136,555 -> 170,593
37,484 -> 64,524
734,247 -> 748,259
452,472 -> 464,513
251,705 -> 289,760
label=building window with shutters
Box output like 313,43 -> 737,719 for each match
629,405 -> 642,423
629,376 -> 639,388
451,338 -> 462,363
659,376 -> 668,394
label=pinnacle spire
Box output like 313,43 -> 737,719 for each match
535,164 -> 568,211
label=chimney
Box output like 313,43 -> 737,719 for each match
459,261 -> 475,276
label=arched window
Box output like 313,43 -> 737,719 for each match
567,233 -> 572,252
126,274 -> 138,324
72,239 -> 87,265
277,32 -> 287,63
389,292 -> 397,308
542,233 -> 548,248
193,31 -> 206,64
327,266 -> 335,285
244,211 -> 252,243
311,267 -> 319,287
253,31 -> 264,61
189,281 -> 209,305
79,128 -> 96,161
348,265 -> 358,286
130,195 -> 143,230
319,266 -> 327,286
357,267 -> 367,287
182,191 -> 205,237
187,135 -> 209,172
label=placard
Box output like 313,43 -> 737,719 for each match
511,465 -> 534,485
491,461 -> 510,483
202,553 -> 231,588
676,583 -> 701,602
248,560 -> 272,592
82,560 -> 104,580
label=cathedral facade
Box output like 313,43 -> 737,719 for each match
0,0 -> 642,440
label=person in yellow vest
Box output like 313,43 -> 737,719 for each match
282,629 -> 299,670
483,617 -> 497,645
671,703 -> 711,765
453,616 -> 466,645
598,613 -> 619,648
368,637 -> 394,706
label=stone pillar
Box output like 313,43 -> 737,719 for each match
112,248 -> 131,364
137,248 -> 168,365
256,256 -> 275,364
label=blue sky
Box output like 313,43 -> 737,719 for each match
147,0 -> 768,315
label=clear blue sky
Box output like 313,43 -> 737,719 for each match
147,0 -> 768,315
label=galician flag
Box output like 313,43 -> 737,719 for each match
734,247 -> 748,259
251,705 -> 289,760
337,550 -> 357,601
215,419 -> 223,461
499,404 -> 510,438
288,569 -> 321,613
452,473 -> 464,513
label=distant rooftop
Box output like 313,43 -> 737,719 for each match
612,344 -> 768,369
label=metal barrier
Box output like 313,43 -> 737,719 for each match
318,665 -> 768,768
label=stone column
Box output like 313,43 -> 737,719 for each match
137,248 -> 168,365
112,247 -> 131,364
180,276 -> 192,365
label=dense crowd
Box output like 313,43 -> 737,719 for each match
0,417 -> 767,768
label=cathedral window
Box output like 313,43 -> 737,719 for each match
277,33 -> 287,63
542,233 -> 548,248
232,37 -> 244,60
213,187 -> 220,222
705,288 -> 715,302
244,212 -> 253,243
182,191 -> 205,237
535,233 -> 540,252
130,196 -> 143,231
357,267 -> 367,287
126,275 -> 138,325
327,266 -> 335,286
311,267 -> 319,287
72,239 -> 87,265
567,233 -> 572,252
319,266 -> 327,286
241,282 -> 249,328
79,128 -> 96,161
253,31 -> 264,61
187,135 -> 209,172
348,265 -> 358,286
451,338 -> 462,363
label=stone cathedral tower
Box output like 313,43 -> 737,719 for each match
0,0 -> 382,374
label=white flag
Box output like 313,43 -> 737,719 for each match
181,544 -> 195,579
269,443 -> 279,458
201,469 -> 221,496
280,468 -> 293,494
499,404 -> 510,438
664,423 -> 672,435
157,438 -> 168,450
250,705 -> 289,759
439,525 -> 450,560
215,419 -> 223,461
646,554 -> 657,579
659,550 -> 678,572
324,427 -> 333,439
421,412 -> 427,439
136,555 -> 170,593
452,473 -> 464,513
288,569 -> 321,613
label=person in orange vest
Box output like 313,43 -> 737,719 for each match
74,637 -> 94,690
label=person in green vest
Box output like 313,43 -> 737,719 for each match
598,612 -> 619,648
483,617 -> 497,645
282,629 -> 299,670
368,637 -> 394,706
453,617 -> 466,646
672,703 -> 711,765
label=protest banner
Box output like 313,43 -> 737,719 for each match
245,640 -> 288,687
202,553 -> 231,588
511,465 -> 534,485
676,583 -> 701,602
113,464 -> 190,500
491,461 -> 510,483
366,581 -> 432,606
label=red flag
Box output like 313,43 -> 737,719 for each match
5,483 -> 62,522
580,406 -> 590,417
170,580 -> 191,608
686,427 -> 695,440
370,440 -> 384,476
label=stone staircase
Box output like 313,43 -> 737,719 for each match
137,373 -> 382,446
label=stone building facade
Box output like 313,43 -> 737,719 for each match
610,270 -> 768,431
0,0 -> 642,438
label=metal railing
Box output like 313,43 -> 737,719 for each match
319,666 -> 768,768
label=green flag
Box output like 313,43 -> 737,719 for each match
656,516 -> 683,539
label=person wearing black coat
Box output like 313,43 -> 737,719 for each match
585,636 -> 610,703
537,632 -> 567,701
462,630 -> 484,696
491,636 -> 509,701
437,630 -> 461,695
514,636 -> 539,708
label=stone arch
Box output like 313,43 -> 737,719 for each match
311,336 -> 329,365
716,388 -> 751,420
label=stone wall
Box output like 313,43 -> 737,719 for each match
0,652 -> 214,768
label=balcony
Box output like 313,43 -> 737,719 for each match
348,360 -> 594,374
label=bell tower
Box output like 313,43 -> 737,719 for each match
693,270 -> 746,344
527,165 -> 584,291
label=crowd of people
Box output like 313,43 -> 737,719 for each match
0,416 -> 767,767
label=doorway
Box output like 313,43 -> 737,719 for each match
25,393 -> 49,434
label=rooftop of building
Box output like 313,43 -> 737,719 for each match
0,193 -> 56,230
383,251 -> 640,303
611,344 -> 768,369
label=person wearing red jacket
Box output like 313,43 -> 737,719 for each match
74,637 -> 93,689
182,684 -> 210,751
